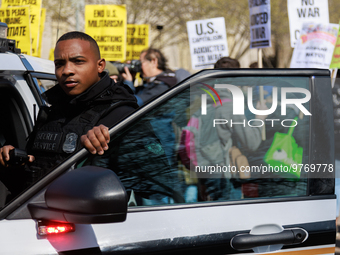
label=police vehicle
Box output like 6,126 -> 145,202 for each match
0,22 -> 336,254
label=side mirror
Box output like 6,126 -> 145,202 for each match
28,166 -> 127,224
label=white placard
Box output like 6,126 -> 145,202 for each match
186,17 -> 229,70
249,0 -> 271,49
287,0 -> 329,48
290,23 -> 339,68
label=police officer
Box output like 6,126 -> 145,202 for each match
0,31 -> 138,195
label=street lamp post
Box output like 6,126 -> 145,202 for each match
156,25 -> 163,48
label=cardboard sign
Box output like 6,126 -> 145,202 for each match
0,6 -> 31,55
126,24 -> 149,60
187,17 -> 229,70
330,23 -> 340,69
290,23 -> 339,68
287,0 -> 329,48
2,0 -> 42,56
85,5 -> 127,62
248,0 -> 271,48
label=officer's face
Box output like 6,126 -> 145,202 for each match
54,39 -> 105,96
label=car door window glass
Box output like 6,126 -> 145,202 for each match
33,78 -> 57,93
78,76 -> 310,206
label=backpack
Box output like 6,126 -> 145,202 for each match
178,103 -> 232,170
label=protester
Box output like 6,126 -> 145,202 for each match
0,31 -> 138,200
105,61 -> 122,82
175,68 -> 191,83
122,48 -> 177,106
214,56 -> 240,68
249,62 -> 258,68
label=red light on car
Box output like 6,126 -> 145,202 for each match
38,222 -> 75,236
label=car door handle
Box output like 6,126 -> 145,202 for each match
231,228 -> 308,250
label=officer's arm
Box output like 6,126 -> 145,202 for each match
81,124 -> 110,155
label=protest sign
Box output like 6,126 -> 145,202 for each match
37,7 -> 45,58
0,6 -> 31,55
330,23 -> 340,69
248,0 -> 271,48
290,23 -> 339,68
126,24 -> 149,60
85,5 -> 127,62
287,0 -> 329,48
2,0 -> 42,56
48,48 -> 54,61
186,17 -> 229,70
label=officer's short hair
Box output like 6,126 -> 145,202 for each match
141,48 -> 167,71
56,31 -> 101,59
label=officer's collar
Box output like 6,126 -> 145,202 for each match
43,72 -> 110,106
70,72 -> 109,104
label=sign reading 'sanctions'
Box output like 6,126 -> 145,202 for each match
287,0 -> 329,48
85,5 -> 127,62
186,17 -> 229,70
248,0 -> 271,49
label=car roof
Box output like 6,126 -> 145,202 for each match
0,53 -> 55,74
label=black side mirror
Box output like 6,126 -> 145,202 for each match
28,166 -> 127,224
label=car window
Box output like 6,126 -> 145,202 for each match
33,78 -> 57,93
78,75 -> 310,206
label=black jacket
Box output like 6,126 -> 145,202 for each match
26,72 -> 138,176
129,69 -> 177,106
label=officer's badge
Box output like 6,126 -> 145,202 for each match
63,133 -> 78,153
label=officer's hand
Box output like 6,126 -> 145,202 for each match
0,145 -> 35,167
0,145 -> 14,167
121,66 -> 133,82
81,124 -> 110,155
